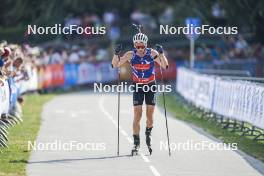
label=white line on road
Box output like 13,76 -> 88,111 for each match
99,97 -> 162,176
126,137 -> 133,143
99,100 -> 114,120
140,154 -> 150,163
121,130 -> 128,137
149,165 -> 161,176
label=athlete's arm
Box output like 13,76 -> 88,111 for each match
151,49 -> 169,69
112,51 -> 132,68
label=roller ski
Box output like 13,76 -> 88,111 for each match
131,135 -> 140,156
131,144 -> 140,156
146,127 -> 153,155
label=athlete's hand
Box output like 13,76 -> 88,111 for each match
114,44 -> 122,55
155,44 -> 163,54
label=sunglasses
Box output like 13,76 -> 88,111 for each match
135,45 -> 146,49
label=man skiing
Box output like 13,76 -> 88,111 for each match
111,32 -> 169,155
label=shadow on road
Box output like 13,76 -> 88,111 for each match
28,154 -> 132,164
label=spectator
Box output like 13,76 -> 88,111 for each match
96,48 -> 109,61
159,6 -> 174,25
196,47 -> 206,60
103,11 -> 115,26
235,35 -> 248,50
40,51 -> 50,66
78,50 -> 87,63
68,46 -> 80,63
50,49 -> 63,64
131,10 -> 157,32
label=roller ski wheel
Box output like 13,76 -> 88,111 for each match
145,127 -> 153,155
147,146 -> 152,155
131,145 -> 139,156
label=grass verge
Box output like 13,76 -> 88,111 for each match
0,93 -> 55,176
158,93 -> 264,163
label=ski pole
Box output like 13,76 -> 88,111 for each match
117,55 -> 121,156
132,24 -> 143,33
158,59 -> 171,156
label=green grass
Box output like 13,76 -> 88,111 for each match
0,93 -> 55,176
158,93 -> 264,163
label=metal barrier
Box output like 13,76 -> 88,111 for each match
176,67 -> 264,140
0,61 -> 117,149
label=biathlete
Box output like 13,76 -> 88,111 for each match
111,32 -> 168,155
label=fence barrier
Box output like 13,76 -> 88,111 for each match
0,61 -> 117,116
177,67 -> 264,130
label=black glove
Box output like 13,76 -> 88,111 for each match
114,44 -> 122,55
155,44 -> 163,54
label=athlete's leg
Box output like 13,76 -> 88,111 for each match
145,82 -> 156,128
144,82 -> 156,153
146,105 -> 155,128
145,105 -> 154,154
132,84 -> 144,147
132,105 -> 142,155
133,105 -> 143,135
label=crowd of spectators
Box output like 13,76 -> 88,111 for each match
62,6 -> 175,41
27,34 -> 264,68
0,41 -> 31,87
3,3 -> 264,79
166,35 -> 264,62
8,33 -> 264,72
194,35 -> 251,61
60,7 -> 264,63
0,41 -> 33,133
36,44 -> 110,66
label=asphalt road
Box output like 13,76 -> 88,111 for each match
27,92 -> 264,176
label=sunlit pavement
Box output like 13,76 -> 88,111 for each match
27,92 -> 263,176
